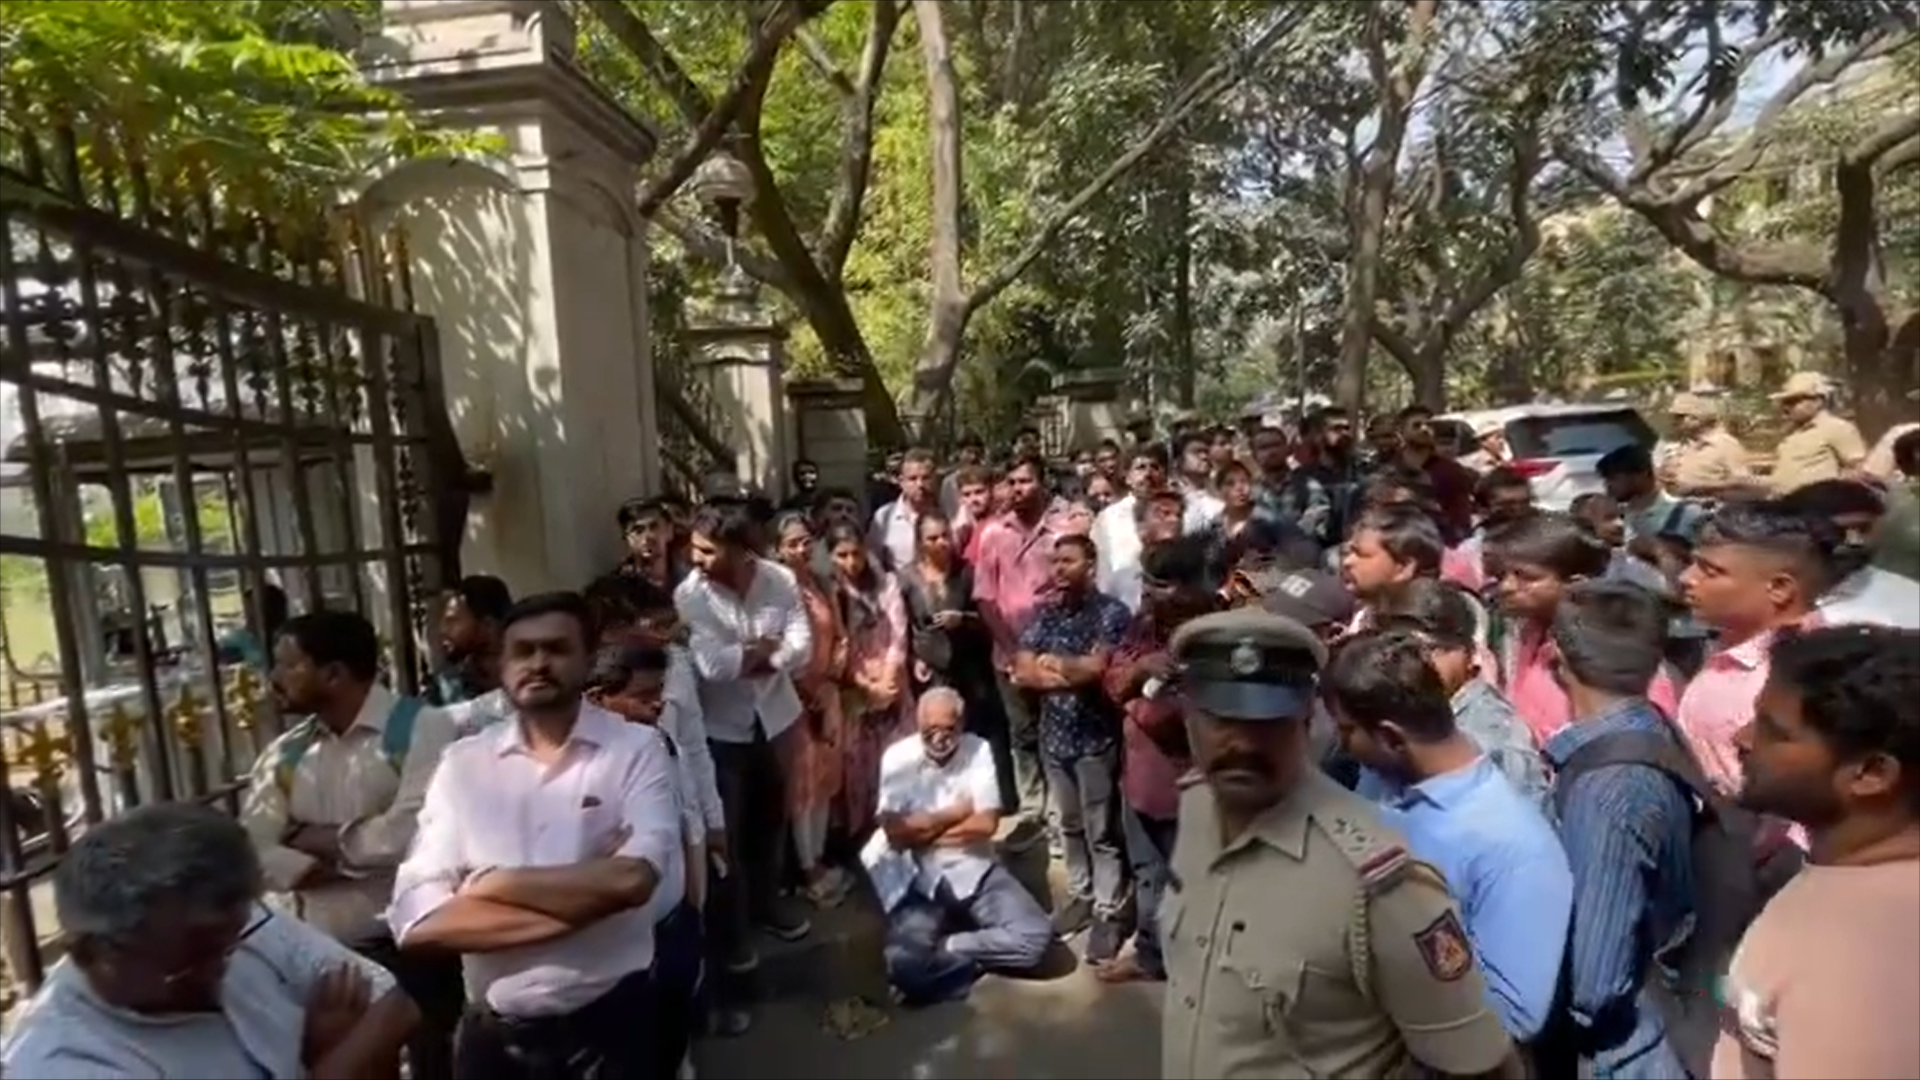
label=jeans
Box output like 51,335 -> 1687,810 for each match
1121,806 -> 1177,978
1045,748 -> 1130,920
992,670 -> 1046,818
708,727 -> 790,1000
883,866 -> 1052,1004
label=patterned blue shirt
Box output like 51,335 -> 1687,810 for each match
1018,589 -> 1131,763
1451,678 -> 1552,807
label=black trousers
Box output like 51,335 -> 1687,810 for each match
453,969 -> 658,1080
654,902 -> 704,1074
346,927 -> 464,1080
707,730 -> 787,1003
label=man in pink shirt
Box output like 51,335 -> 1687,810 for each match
972,454 -> 1062,846
1676,502 -> 1830,793
1486,512 -> 1679,744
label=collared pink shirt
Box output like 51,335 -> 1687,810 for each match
972,509 -> 1060,669
1505,622 -> 1681,746
1675,615 -> 1825,795
1674,630 -> 1774,794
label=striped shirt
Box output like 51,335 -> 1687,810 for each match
1545,699 -> 1694,1078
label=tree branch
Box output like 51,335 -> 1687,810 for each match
1847,109 -> 1920,171
962,3 -> 1312,314
588,1 -> 715,125
818,0 -> 903,277
1666,24 -> 1909,206
1639,22 -> 1790,176
635,1 -> 822,219
652,207 -> 793,290
794,27 -> 856,97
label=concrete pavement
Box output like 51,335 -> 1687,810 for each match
696,964 -> 1165,1079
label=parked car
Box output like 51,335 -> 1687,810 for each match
1438,403 -> 1658,510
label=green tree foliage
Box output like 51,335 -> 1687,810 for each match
581,0 -> 1301,439
83,488 -> 235,550
0,0 -> 458,218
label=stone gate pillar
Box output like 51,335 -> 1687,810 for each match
1055,367 -> 1128,451
358,0 -> 660,594
685,268 -> 791,498
787,377 -> 869,498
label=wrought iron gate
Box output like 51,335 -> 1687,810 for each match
0,123 -> 463,1000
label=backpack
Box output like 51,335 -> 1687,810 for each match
1538,727 -> 1802,1076
275,695 -> 424,796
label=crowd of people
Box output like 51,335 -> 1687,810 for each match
4,376 -> 1918,1080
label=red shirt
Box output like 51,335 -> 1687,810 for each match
1103,616 -> 1188,820
1413,452 -> 1480,539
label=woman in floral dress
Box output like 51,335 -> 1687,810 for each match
823,521 -> 912,839
773,511 -> 852,906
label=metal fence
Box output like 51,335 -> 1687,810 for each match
0,120 -> 464,999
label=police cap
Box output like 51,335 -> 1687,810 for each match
1169,608 -> 1327,721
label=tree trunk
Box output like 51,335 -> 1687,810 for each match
910,0 -> 969,447
1842,305 -> 1920,437
1171,170 -> 1196,407
1409,347 -> 1446,409
1335,0 -> 1441,413
900,2 -> 1312,423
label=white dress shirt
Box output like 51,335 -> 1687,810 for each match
861,732 -> 1002,912
674,558 -> 813,743
1092,490 -> 1220,612
1182,488 -> 1224,533
388,703 -> 683,1018
239,685 -> 456,939
1820,565 -> 1920,629
1093,496 -> 1146,611
663,645 -> 725,831
868,498 -> 925,573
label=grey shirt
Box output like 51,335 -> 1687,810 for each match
1451,678 -> 1552,807
2,909 -> 395,1079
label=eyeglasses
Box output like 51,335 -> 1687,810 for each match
160,902 -> 272,986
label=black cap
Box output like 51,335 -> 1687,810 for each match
1257,569 -> 1357,629
1170,609 -> 1327,721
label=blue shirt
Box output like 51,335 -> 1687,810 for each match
1018,590 -> 1130,762
1376,756 -> 1573,1039
1545,699 -> 1695,1079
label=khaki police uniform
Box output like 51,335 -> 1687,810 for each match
1660,393 -> 1753,493
1159,610 -> 1511,1080
1769,373 -> 1867,494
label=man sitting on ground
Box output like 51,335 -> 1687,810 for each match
865,688 -> 1052,1005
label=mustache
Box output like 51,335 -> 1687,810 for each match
1209,751 -> 1273,776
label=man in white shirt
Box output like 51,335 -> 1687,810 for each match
389,591 -> 683,1079
870,447 -> 940,572
1094,445 -> 1191,611
674,500 -> 814,1030
4,802 -> 415,1079
865,688 -> 1052,1005
239,609 -> 461,1078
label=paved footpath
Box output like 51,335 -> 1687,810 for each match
696,964 -> 1165,1079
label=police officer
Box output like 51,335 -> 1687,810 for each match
1160,609 -> 1521,1080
